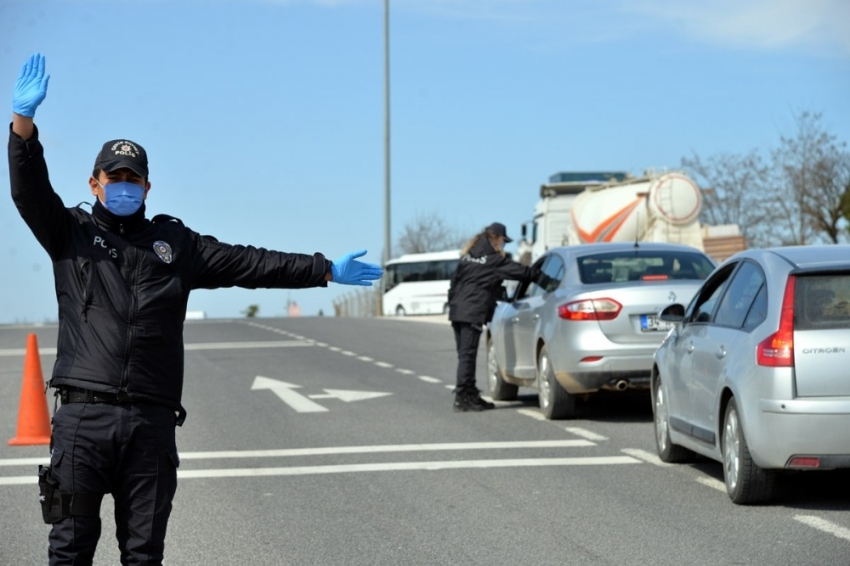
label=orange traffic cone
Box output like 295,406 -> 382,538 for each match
8,333 -> 52,446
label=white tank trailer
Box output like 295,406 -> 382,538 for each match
518,170 -> 718,264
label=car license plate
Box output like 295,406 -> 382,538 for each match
640,314 -> 673,332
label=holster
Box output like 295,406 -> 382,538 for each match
37,465 -> 103,524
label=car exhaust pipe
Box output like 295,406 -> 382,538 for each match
615,380 -> 628,391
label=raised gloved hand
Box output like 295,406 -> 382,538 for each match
13,53 -> 50,118
331,250 -> 383,286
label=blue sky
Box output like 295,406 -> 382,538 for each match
1,0 -> 848,322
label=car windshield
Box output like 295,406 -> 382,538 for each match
578,250 -> 715,284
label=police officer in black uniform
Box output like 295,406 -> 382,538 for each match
8,53 -> 382,566
448,222 -> 535,411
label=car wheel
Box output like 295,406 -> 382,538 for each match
653,374 -> 694,463
395,305 -> 406,316
487,338 -> 517,401
537,345 -> 575,419
722,398 -> 776,504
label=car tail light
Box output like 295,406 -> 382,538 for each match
558,298 -> 622,321
641,274 -> 669,281
757,275 -> 796,367
787,456 -> 820,468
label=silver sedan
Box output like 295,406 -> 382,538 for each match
486,242 -> 715,419
652,245 -> 850,504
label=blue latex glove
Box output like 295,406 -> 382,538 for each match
13,53 -> 50,118
331,250 -> 383,286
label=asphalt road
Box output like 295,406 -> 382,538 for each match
1,316 -> 848,565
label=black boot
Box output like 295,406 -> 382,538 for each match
453,390 -> 495,412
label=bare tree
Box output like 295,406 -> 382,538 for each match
681,150 -> 773,248
395,210 -> 468,255
774,112 -> 849,244
682,111 -> 849,247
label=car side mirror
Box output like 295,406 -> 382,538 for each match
659,303 -> 685,323
498,287 -> 509,302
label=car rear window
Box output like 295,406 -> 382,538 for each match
578,250 -> 715,284
794,273 -> 850,330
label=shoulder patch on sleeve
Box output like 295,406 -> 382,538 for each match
152,214 -> 185,226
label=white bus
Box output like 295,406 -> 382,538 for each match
382,250 -> 461,316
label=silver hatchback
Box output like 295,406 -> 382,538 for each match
487,242 -> 715,419
652,245 -> 850,504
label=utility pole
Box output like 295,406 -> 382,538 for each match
383,0 -> 391,268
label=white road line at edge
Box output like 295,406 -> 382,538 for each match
565,427 -> 608,442
0,440 -> 595,467
418,376 -> 442,383
695,476 -> 726,492
1,455 -> 641,485
620,448 -> 673,467
795,516 -> 850,542
517,408 -> 546,421
174,456 -> 640,479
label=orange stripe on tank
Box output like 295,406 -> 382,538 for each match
574,198 -> 643,243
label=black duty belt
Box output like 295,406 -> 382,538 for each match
59,387 -> 131,405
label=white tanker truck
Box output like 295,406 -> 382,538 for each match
517,170 -> 744,265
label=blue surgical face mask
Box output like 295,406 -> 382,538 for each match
98,180 -> 145,216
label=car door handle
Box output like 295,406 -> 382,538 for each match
687,342 -> 695,354
511,317 -> 520,323
716,346 -> 727,359
533,314 -> 540,320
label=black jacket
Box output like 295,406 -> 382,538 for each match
448,235 -> 532,325
9,126 -> 331,417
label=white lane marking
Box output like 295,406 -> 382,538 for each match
176,456 -> 641,479
184,341 -> 313,351
2,342 -> 316,356
418,376 -> 442,383
517,408 -> 547,421
341,351 -> 356,356
795,516 -> 850,542
251,376 -> 328,413
308,390 -> 392,403
0,347 -> 58,356
395,368 -> 414,375
620,448 -> 673,467
696,477 -> 727,492
565,427 -> 608,442
445,384 -> 455,390
0,477 -> 36,485
315,342 -> 328,347
0,455 -> 643,485
375,362 -> 393,368
0,440 -> 595,468
328,346 -> 341,352
0,457 -> 48,467
357,356 -> 374,362
292,335 -> 304,340
184,440 -> 596,459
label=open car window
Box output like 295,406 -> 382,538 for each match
512,255 -> 549,301
686,263 -> 737,324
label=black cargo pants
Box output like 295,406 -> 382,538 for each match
452,321 -> 483,394
47,401 -> 180,566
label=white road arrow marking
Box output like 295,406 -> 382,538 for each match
308,390 -> 392,403
251,376 -> 328,413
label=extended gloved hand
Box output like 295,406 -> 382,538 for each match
331,250 -> 383,286
13,53 -> 50,118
